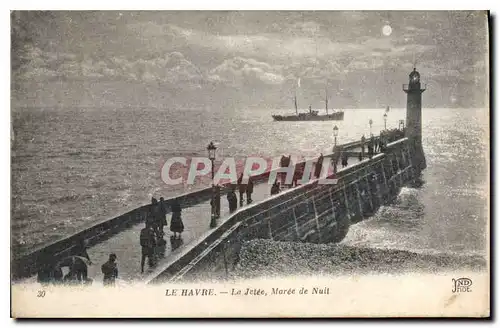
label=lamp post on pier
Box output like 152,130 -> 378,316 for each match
332,125 -> 339,174
383,112 -> 387,130
369,119 -> 373,137
207,141 -> 217,228
333,125 -> 339,148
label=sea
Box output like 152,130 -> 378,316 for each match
11,106 -> 489,271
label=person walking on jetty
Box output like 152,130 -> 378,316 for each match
140,222 -> 157,273
227,186 -> 238,213
37,260 -> 63,285
279,155 -> 291,185
69,238 -> 92,282
370,135 -> 377,153
148,198 -> 162,237
237,173 -> 246,206
59,256 -> 92,285
379,136 -> 385,152
158,197 -> 168,235
246,176 -> 254,204
361,135 -> 366,157
331,147 -> 340,174
368,143 -> 374,159
315,153 -> 324,179
170,200 -> 184,239
293,161 -> 305,187
341,152 -> 349,168
101,253 -> 118,287
215,185 -> 221,218
72,238 -> 91,263
270,179 -> 280,195
210,185 -> 221,218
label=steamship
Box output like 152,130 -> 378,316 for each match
272,88 -> 344,122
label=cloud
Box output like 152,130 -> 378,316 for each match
125,22 -> 366,64
13,12 -> 488,108
210,57 -> 285,86
287,21 -> 322,36
15,46 -> 205,88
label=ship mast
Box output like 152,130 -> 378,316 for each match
294,93 -> 298,115
325,86 -> 328,115
295,77 -> 301,115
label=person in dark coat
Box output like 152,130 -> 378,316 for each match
140,222 -> 157,273
158,197 -> 168,234
361,135 -> 366,157
237,173 -> 246,206
70,238 -> 91,281
332,146 -> 341,173
341,152 -> 349,168
379,137 -> 385,152
270,179 -> 280,195
279,155 -> 291,185
227,186 -> 238,213
101,253 -> 118,286
37,259 -> 65,285
315,153 -> 324,179
210,185 -> 221,218
279,155 -> 287,167
170,200 -> 184,239
56,255 -> 91,285
148,198 -> 162,237
293,162 -> 305,187
72,238 -> 91,262
368,143 -> 374,159
215,185 -> 221,218
246,177 -> 254,204
279,155 -> 286,185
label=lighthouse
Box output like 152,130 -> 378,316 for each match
403,67 -> 427,171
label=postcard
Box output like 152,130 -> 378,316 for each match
10,10 -> 490,318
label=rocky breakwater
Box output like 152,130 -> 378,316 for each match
231,239 -> 487,280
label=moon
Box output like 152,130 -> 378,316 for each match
382,25 -> 392,36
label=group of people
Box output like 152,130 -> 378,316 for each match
140,197 -> 184,273
223,173 -> 255,215
278,155 -> 303,187
360,131 -> 400,160
360,134 -> 383,160
277,154 -> 324,188
217,157 -> 326,216
37,196 -> 187,286
37,238 -> 118,287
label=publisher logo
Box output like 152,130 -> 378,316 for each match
452,278 -> 472,293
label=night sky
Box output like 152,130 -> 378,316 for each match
11,11 -> 489,109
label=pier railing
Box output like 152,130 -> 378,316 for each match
403,83 -> 427,91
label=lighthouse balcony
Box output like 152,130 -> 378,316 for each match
403,83 -> 427,92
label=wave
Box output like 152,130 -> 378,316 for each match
48,193 -> 95,205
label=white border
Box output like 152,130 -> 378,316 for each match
4,1 -> 500,10
2,1 -> 497,326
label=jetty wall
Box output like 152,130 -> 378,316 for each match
11,138 -> 376,280
148,137 -> 418,283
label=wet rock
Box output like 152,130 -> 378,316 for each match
232,239 -> 487,279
